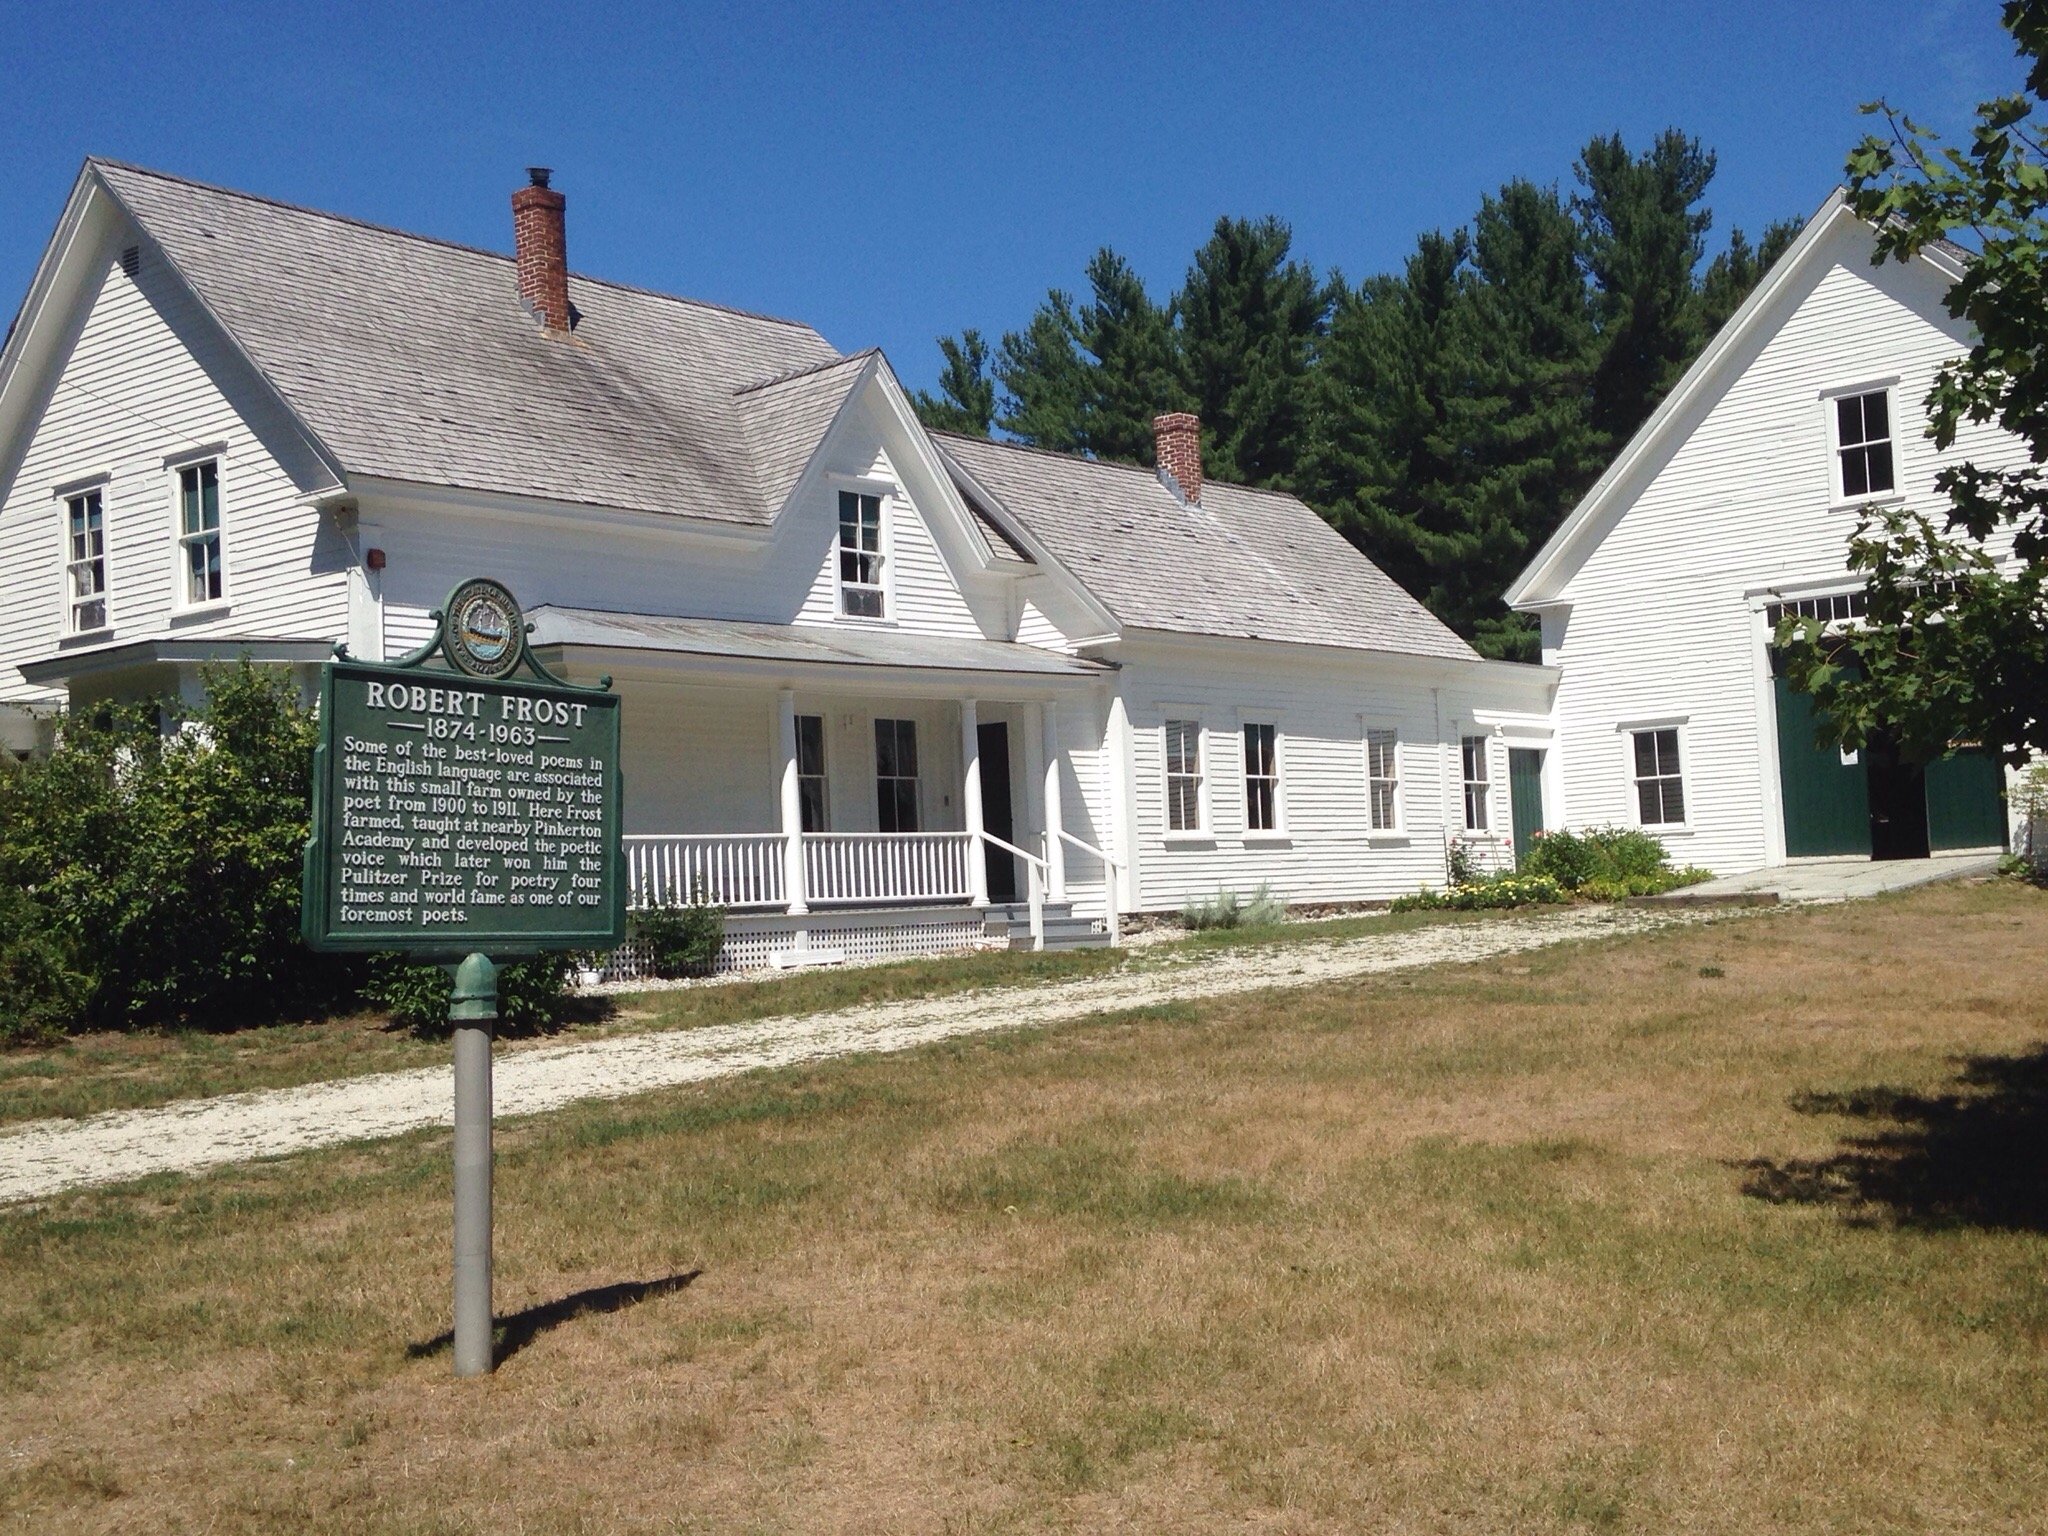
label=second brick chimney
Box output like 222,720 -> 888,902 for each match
1153,411 -> 1202,506
512,167 -> 571,332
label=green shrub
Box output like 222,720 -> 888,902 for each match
0,660 -> 359,1034
0,882 -> 87,1045
631,902 -> 725,979
1391,873 -> 1567,912
1182,883 -> 1285,930
1520,827 -> 1710,898
361,953 -> 575,1035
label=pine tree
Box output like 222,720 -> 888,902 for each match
1071,249 -> 1183,464
993,294 -> 1091,453
910,329 -> 996,437
1574,130 -> 1717,448
1174,216 -> 1330,488
1440,180 -> 1602,658
1696,218 -> 1803,338
1305,231 -> 1470,605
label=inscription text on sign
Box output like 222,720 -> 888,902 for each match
304,661 -> 624,954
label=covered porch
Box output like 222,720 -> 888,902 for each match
528,607 -> 1124,967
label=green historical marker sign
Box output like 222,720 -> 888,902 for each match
300,579 -> 625,1379
302,579 -> 626,957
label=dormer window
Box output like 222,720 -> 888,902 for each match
1834,389 -> 1895,501
838,490 -> 885,618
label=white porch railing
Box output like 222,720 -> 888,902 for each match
804,831 -> 973,906
624,830 -> 1118,948
626,834 -> 787,910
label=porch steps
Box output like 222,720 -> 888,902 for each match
982,901 -> 1108,952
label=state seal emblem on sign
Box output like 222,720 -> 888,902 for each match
443,578 -> 525,679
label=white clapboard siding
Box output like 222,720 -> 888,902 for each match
795,443 -> 983,638
1112,645 -> 1534,911
1016,596 -> 1077,652
0,239 -> 343,703
1544,220 -> 2027,874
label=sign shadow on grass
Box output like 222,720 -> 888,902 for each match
1736,1044 -> 2048,1231
407,1269 -> 703,1366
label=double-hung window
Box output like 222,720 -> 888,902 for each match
1834,390 -> 1895,501
1243,722 -> 1279,833
1631,727 -> 1686,826
838,490 -> 885,618
178,459 -> 223,605
796,714 -> 829,833
1366,728 -> 1399,831
1461,735 -> 1491,832
1165,719 -> 1203,833
64,490 -> 108,633
875,718 -> 919,833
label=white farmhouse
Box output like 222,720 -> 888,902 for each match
1507,191 -> 2017,875
0,161 -> 1555,967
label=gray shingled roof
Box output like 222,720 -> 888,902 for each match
529,606 -> 1106,676
936,434 -> 1475,660
87,162 -> 1457,660
94,160 -> 839,522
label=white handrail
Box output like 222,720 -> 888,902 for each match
1056,829 -> 1123,947
977,829 -> 1046,950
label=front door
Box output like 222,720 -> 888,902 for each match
1508,748 -> 1545,867
1866,732 -> 1931,861
978,721 -> 1018,903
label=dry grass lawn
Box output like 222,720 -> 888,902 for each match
2,882 -> 2045,1533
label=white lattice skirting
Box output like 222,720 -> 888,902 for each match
602,906 -> 998,980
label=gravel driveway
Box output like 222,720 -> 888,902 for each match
0,905 -> 1716,1205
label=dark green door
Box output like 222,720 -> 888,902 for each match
1774,673 -> 1870,857
1509,748 -> 1545,867
1926,747 -> 2006,850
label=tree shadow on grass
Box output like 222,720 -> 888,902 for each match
1738,1044 -> 2048,1231
407,1269 -> 702,1366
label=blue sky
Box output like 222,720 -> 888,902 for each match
0,1 -> 2021,393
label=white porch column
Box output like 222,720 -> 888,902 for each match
777,689 -> 808,915
1041,699 -> 1067,903
960,697 -> 989,906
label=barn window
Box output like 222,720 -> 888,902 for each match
1834,390 -> 1895,500
1165,719 -> 1203,832
1631,727 -> 1686,826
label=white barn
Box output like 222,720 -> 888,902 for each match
0,161 -> 1555,967
1506,191 -> 2019,876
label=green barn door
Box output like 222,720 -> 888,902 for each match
1774,673 -> 1870,857
1926,747 -> 2006,851
1509,748 -> 1546,867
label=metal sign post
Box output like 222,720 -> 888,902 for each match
302,580 -> 625,1377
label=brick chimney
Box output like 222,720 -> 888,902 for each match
1153,411 -> 1202,506
512,167 -> 571,331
